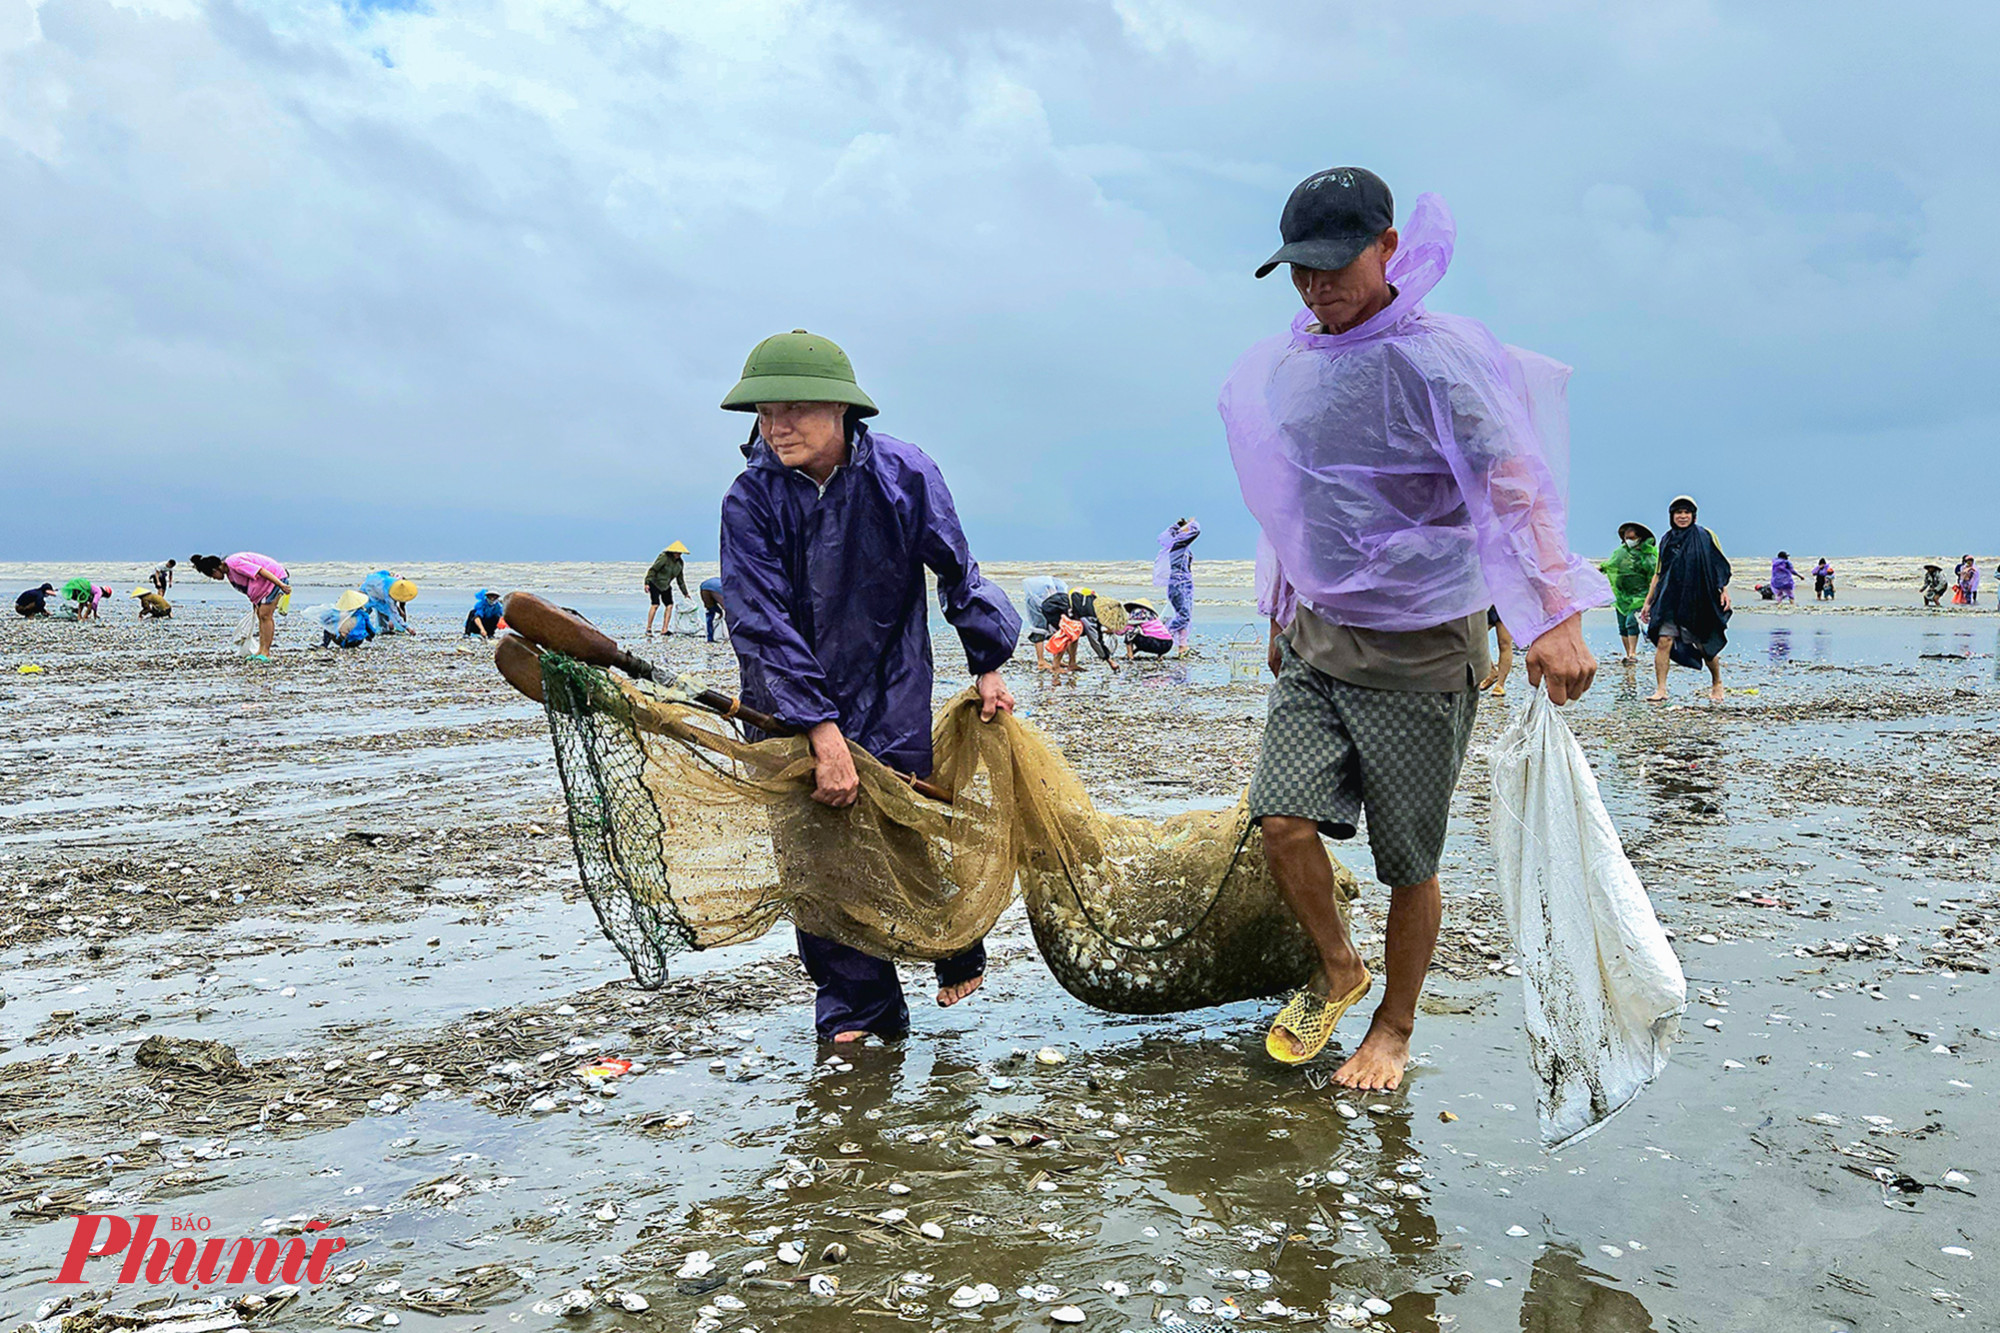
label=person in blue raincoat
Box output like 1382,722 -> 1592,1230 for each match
719,330 -> 1020,1044
464,589 -> 504,638
360,570 -> 413,636
318,593 -> 376,649
698,576 -> 726,641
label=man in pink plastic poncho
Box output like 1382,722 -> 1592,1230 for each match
1222,168 -> 1609,1090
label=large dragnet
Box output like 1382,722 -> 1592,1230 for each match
537,653 -> 1352,1013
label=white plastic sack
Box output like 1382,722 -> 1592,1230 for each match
1489,687 -> 1686,1150
231,610 -> 260,656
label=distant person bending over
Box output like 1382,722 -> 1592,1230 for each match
1640,497 -> 1731,703
1039,592 -> 1085,674
1155,518 -> 1201,655
133,589 -> 173,619
1021,575 -> 1068,671
1121,600 -> 1174,660
1769,551 -> 1799,603
719,330 -> 1019,1044
1599,521 -> 1657,663
1922,564 -> 1949,608
15,583 -> 55,618
465,589 -> 504,638
62,579 -> 110,622
321,599 -> 376,649
1066,589 -> 1121,670
387,578 -> 420,631
1040,588 -> 1120,674
699,577 -> 726,642
645,542 -> 691,636
1223,168 -> 1606,1091
150,559 -> 177,595
192,553 -> 291,662
1813,558 -> 1836,601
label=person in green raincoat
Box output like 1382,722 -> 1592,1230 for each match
1600,521 -> 1657,664
644,541 -> 691,636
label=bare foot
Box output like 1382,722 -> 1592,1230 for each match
937,974 -> 984,1007
1708,683 -> 1726,702
1645,690 -> 1667,703
1333,1016 -> 1412,1091
832,1029 -> 872,1044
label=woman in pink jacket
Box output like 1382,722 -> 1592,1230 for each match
192,552 -> 291,661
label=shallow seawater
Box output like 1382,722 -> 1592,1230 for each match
3,605 -> 1997,1331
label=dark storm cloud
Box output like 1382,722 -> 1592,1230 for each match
1,0 -> 1992,560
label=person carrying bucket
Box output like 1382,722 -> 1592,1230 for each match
718,329 -> 1020,1044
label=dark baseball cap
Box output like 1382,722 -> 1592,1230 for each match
1254,167 -> 1395,278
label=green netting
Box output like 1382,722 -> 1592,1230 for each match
541,654 -> 694,987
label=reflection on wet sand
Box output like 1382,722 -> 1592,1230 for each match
1640,736 -> 1726,824
1520,1245 -> 1657,1332
618,1028 -> 1471,1327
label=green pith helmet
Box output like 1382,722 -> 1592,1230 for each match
721,329 -> 878,417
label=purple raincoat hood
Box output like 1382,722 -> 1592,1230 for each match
1223,193 -> 1607,645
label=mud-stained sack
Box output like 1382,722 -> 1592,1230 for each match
1489,687 -> 1685,1149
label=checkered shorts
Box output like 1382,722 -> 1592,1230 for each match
1248,638 -> 1479,888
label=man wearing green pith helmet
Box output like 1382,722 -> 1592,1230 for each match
717,330 -> 1022,1043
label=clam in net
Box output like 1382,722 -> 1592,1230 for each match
536,653 -> 1352,1013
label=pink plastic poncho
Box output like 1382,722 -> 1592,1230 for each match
1223,194 -> 1607,647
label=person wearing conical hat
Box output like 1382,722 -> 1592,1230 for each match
644,540 -> 691,637
719,329 -> 1020,1043
1922,563 -> 1948,608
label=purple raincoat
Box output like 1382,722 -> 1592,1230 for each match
719,426 -> 1021,777
1222,194 -> 1607,646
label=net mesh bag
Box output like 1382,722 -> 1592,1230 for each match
537,653 -> 1353,1013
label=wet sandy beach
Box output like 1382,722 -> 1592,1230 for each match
3,572 -> 1998,1331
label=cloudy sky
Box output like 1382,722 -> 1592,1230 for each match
3,0 -> 1992,562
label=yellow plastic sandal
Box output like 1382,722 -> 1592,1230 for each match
1265,971 -> 1373,1065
